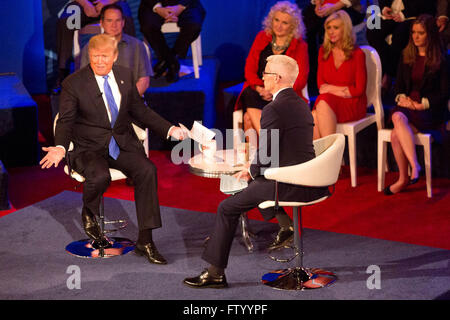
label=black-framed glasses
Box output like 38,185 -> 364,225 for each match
262,71 -> 278,77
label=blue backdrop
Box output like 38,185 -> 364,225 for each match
0,0 -> 46,94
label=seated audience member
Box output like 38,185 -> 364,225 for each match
235,1 -> 309,146
138,0 -> 206,83
81,4 -> 153,96
300,0 -> 364,96
55,0 -> 135,90
366,0 -> 436,95
384,14 -> 448,195
183,55 -> 330,289
312,10 -> 367,140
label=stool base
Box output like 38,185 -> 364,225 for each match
66,237 -> 135,258
262,267 -> 337,290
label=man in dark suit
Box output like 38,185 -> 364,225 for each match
138,0 -> 206,82
41,34 -> 185,265
183,55 -> 330,288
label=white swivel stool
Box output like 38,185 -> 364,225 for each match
54,114 -> 149,258
260,134 -> 345,290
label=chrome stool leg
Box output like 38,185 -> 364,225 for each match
204,212 -> 256,252
66,196 -> 135,259
262,207 -> 337,290
239,212 -> 256,252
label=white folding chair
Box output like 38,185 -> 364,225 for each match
335,45 -> 385,187
377,129 -> 432,198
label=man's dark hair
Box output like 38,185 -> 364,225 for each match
100,3 -> 124,21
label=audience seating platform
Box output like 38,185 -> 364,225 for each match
0,73 -> 39,167
144,57 -> 218,150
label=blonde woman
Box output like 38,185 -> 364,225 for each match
312,10 -> 367,140
235,1 -> 309,140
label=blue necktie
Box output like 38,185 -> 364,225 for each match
103,75 -> 120,160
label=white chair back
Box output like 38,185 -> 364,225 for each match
360,45 -> 384,130
302,84 -> 309,104
263,133 -> 345,187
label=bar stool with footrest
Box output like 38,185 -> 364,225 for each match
54,114 -> 149,258
259,133 -> 345,290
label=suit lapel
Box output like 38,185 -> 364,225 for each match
113,66 -> 128,122
85,66 -> 110,127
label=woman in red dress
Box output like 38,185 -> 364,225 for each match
312,10 -> 367,140
235,1 -> 309,143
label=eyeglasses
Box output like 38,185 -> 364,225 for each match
262,71 -> 278,77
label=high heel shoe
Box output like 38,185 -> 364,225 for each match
409,177 -> 419,185
383,185 -> 394,196
409,167 -> 421,185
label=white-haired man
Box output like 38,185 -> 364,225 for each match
183,55 -> 330,288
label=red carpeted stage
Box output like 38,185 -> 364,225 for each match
5,149 -> 450,251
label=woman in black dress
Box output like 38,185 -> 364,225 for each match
385,14 -> 448,195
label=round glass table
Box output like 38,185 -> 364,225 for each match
188,149 -> 256,251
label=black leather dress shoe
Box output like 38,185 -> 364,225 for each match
81,209 -> 103,241
183,269 -> 228,289
268,226 -> 294,251
165,56 -> 180,83
135,241 -> 168,265
153,59 -> 169,78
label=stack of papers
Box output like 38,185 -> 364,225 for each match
179,121 -> 215,145
220,174 -> 248,194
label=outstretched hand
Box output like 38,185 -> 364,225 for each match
169,126 -> 188,141
40,146 -> 65,169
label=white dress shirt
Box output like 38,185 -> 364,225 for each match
95,70 -> 122,122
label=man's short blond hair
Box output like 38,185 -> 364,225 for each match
266,55 -> 299,86
88,34 -> 118,55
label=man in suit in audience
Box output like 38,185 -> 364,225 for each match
183,55 -> 330,288
80,4 -> 153,96
138,0 -> 206,82
41,34 -> 186,265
